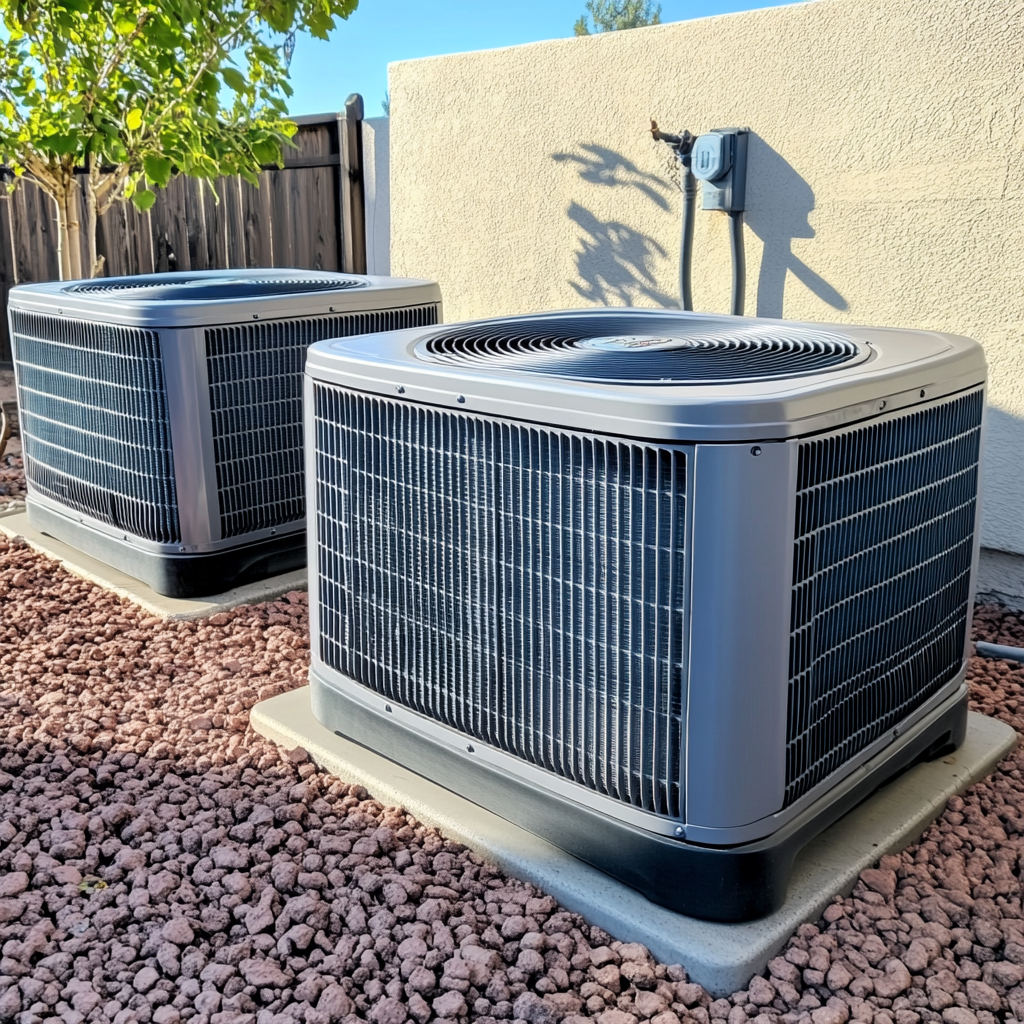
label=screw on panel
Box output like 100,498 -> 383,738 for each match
270,527 -> 277,535
396,385 -> 405,394
466,744 -> 475,753
385,704 -> 392,713
879,400 -> 887,410
750,446 -> 762,456
920,389 -> 926,398
457,395 -> 466,404
673,825 -> 685,837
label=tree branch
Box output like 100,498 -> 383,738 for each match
86,10 -> 152,113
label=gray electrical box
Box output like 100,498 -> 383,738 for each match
692,128 -> 748,212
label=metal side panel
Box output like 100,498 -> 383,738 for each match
161,328 -> 219,547
305,372 -> 322,648
685,440 -> 796,831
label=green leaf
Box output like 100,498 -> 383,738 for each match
221,67 -> 247,93
132,188 -> 156,210
143,154 -> 172,186
44,134 -> 80,156
250,139 -> 281,165
125,108 -> 142,131
114,18 -> 136,34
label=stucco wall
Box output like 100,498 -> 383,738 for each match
388,0 -> 1024,596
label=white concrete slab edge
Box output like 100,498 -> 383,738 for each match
250,686 -> 1017,996
0,509 -> 306,620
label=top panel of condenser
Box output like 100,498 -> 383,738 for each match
7,269 -> 441,328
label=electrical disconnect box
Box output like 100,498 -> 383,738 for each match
692,128 -> 748,212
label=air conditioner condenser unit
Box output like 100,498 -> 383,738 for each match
304,309 -> 985,921
8,269 -> 441,598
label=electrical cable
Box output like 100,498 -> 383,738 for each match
729,210 -> 745,317
975,641 -> 1024,664
650,123 -> 697,312
679,168 -> 696,311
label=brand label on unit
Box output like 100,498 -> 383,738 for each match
579,335 -> 691,351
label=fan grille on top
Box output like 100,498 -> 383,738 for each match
417,313 -> 862,384
64,275 -> 366,301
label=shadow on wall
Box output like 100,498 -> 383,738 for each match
744,135 -> 847,317
552,145 -> 678,308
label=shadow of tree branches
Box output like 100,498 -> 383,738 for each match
553,136 -> 847,316
552,144 -> 677,307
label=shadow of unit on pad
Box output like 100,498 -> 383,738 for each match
553,144 -> 678,309
744,136 -> 847,317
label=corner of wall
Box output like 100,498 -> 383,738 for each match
978,548 -> 1024,613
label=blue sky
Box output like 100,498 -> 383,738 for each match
284,0 -> 801,119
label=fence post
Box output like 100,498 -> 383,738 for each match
340,94 -> 367,275
0,185 -> 13,366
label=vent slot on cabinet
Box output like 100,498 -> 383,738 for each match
208,305 -> 440,539
314,384 -> 687,819
11,311 -> 180,543
785,389 -> 983,806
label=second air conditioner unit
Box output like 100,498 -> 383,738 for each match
304,308 -> 984,921
9,269 -> 441,597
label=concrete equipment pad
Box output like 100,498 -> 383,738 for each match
251,686 -> 1016,996
0,508 -> 306,620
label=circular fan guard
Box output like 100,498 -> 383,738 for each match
416,314 -> 863,384
65,274 -> 366,300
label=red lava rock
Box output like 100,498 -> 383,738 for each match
674,982 -> 704,1008
860,867 -> 897,898
746,976 -> 775,1006
964,979 -> 1000,1011
941,1009 -> 979,1024
0,988 -> 21,1018
133,965 -> 160,992
811,1004 -> 848,1024
515,991 -> 560,1024
434,990 -> 469,1018
0,870 -> 29,896
597,1009 -> 639,1024
633,989 -> 669,1017
240,957 -> 292,987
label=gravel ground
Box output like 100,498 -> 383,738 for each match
3,522 -> 1024,1024
0,435 -> 26,512
0,368 -> 25,512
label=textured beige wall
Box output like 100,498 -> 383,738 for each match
389,0 -> 1024,569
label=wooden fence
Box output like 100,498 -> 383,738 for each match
0,98 -> 367,365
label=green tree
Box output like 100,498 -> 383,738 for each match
0,0 -> 358,280
574,0 -> 661,35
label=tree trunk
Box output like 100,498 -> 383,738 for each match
85,155 -> 103,278
55,181 -> 72,282
65,178 -> 83,281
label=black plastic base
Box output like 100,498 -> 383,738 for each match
27,501 -> 306,599
310,671 -> 967,922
